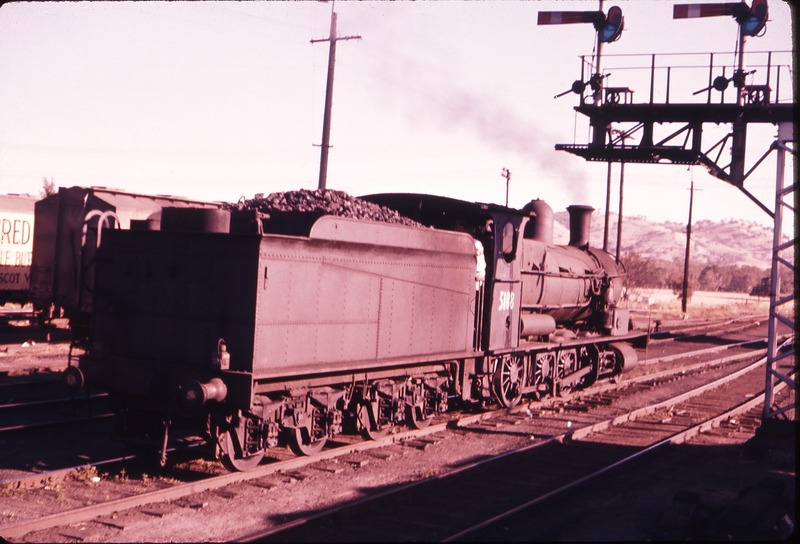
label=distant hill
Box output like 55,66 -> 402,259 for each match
552,211 -> 791,271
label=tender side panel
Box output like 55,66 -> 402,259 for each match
253,230 -> 476,375
255,254 -> 382,368
377,274 -> 468,359
91,231 -> 260,371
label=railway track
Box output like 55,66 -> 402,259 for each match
447,386 -> 795,541
238,345 -> 793,542
1,338 -> 787,541
0,335 -> 770,483
632,313 -> 762,335
0,330 -> 764,490
0,309 -> 35,325
648,315 -> 764,343
0,392 -> 112,434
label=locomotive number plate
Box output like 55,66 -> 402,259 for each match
498,290 -> 515,312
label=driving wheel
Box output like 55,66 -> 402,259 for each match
493,355 -> 523,408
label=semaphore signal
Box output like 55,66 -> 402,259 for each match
673,0 -> 768,36
673,0 -> 768,106
537,2 -> 624,106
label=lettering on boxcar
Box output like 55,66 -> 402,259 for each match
0,267 -> 31,289
0,272 -> 20,284
0,250 -> 32,267
0,215 -> 33,270
0,218 -> 32,245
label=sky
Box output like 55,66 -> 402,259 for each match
0,0 -> 795,229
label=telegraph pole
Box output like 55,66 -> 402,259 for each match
613,129 -> 627,262
311,3 -> 361,190
603,161 -> 612,251
681,178 -> 697,314
501,168 -> 511,207
615,160 -> 625,262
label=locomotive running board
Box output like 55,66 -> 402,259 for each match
487,330 -> 648,356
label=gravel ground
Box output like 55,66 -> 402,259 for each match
459,422 -> 796,541
4,350 -> 791,543
10,426 -> 538,542
0,342 -> 70,377
1,319 -> 793,543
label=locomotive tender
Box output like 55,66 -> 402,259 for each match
67,193 -> 646,471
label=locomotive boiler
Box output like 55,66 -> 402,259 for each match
67,192 -> 645,471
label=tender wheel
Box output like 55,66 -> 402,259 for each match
220,430 -> 265,471
359,403 -> 390,440
493,355 -> 523,408
287,427 -> 327,456
406,404 -> 431,430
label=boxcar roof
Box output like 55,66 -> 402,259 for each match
0,194 -> 37,214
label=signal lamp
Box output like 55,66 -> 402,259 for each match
598,6 -> 624,43
674,0 -> 768,37
740,0 -> 768,36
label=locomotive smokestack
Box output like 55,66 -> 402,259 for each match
522,199 -> 554,245
567,205 -> 594,248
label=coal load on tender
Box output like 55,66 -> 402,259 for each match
227,189 -> 426,233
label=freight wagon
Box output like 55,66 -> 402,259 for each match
30,186 -> 222,337
0,193 -> 36,306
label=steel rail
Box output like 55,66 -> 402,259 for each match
0,442 -> 208,488
639,336 -> 770,365
0,309 -> 35,318
0,418 -> 466,538
650,314 -> 762,332
234,354 -> 773,542
0,378 -> 62,390
0,392 -> 107,410
0,454 -> 133,489
442,370 -> 794,542
560,346 -> 768,406
0,346 -> 772,539
0,341 -> 759,491
649,316 -> 764,344
0,412 -> 114,434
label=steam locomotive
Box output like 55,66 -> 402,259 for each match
65,193 -> 645,471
